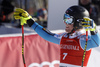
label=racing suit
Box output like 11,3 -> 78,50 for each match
27,19 -> 100,67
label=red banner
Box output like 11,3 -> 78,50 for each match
0,34 -> 60,67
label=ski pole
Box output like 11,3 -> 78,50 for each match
20,0 -> 26,67
81,29 -> 88,67
21,25 -> 26,67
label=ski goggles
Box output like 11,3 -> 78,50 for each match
63,14 -> 73,24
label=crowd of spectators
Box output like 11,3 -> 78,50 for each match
0,0 -> 100,28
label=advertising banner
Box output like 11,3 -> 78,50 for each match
0,34 -> 60,67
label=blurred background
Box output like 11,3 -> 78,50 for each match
0,1 -> 100,67
0,0 -> 48,28
0,0 -> 100,34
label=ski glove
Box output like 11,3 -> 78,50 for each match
81,17 -> 96,31
14,8 -> 32,25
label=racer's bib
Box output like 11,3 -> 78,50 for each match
60,34 -> 91,66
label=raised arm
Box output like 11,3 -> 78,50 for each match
80,17 -> 100,50
14,8 -> 61,44
27,18 -> 61,44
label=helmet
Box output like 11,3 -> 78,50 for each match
64,5 -> 89,30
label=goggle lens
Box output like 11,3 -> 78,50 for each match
64,14 -> 73,24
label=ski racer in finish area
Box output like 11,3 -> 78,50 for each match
14,5 -> 100,67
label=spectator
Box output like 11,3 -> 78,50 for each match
79,0 -> 99,25
36,8 -> 48,28
0,0 -> 14,24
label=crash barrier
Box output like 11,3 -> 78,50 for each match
0,32 -> 60,67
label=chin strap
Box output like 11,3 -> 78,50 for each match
67,28 -> 75,35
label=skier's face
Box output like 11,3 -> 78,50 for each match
64,22 -> 74,33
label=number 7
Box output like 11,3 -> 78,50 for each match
63,53 -> 68,60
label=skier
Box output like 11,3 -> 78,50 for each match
14,5 -> 100,67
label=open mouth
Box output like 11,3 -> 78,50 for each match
66,26 -> 69,29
